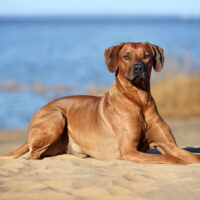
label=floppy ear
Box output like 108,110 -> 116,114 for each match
104,43 -> 124,73
148,44 -> 165,72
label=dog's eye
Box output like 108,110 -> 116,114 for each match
144,54 -> 150,59
123,55 -> 130,60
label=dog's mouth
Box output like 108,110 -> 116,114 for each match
126,64 -> 148,82
126,72 -> 148,82
133,74 -> 147,81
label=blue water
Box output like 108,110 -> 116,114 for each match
0,16 -> 200,129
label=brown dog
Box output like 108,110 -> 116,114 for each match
1,42 -> 200,164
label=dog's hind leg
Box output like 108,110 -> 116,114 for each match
27,109 -> 66,160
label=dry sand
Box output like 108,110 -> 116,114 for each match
0,118 -> 200,200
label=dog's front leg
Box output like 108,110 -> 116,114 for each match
117,124 -> 186,165
144,100 -> 200,164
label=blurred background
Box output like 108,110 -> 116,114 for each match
0,0 -> 200,129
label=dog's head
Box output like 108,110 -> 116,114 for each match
104,42 -> 164,83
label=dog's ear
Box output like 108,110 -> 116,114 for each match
104,43 -> 124,73
148,43 -> 165,72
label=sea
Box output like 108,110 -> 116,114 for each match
0,15 -> 200,129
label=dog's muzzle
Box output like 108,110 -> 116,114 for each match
126,63 -> 147,81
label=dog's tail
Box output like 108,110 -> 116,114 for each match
0,142 -> 29,158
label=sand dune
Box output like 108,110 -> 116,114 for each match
0,118 -> 200,200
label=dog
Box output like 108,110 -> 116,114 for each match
1,42 -> 200,164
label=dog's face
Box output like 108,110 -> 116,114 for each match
104,42 -> 164,83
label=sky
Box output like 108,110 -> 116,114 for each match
0,0 -> 200,17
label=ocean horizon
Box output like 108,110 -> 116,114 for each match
0,15 -> 200,128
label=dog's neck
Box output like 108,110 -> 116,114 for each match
109,75 -> 152,107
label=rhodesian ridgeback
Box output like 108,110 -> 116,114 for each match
1,42 -> 200,164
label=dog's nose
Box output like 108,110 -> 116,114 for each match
133,64 -> 145,73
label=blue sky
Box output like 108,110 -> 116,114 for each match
0,0 -> 200,17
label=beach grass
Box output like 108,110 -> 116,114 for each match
152,74 -> 200,117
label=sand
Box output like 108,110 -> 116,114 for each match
0,118 -> 200,200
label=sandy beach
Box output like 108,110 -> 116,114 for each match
0,118 -> 200,200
